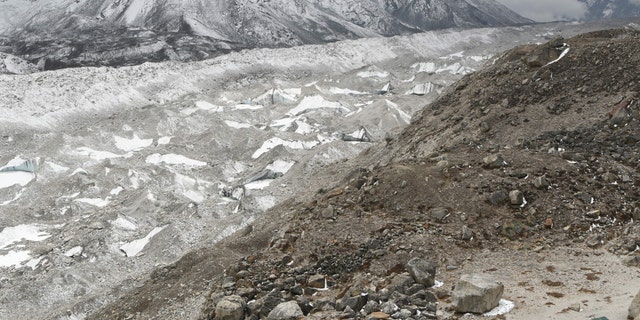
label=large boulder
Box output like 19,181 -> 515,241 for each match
630,289 -> 640,319
452,274 -> 504,313
267,300 -> 303,320
215,295 -> 245,320
406,257 -> 437,287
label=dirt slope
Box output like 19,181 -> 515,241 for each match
89,28 -> 640,320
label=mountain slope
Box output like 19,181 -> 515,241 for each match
581,0 -> 640,20
0,0 -> 532,71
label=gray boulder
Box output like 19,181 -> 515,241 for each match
406,257 -> 437,287
482,154 -> 507,169
630,289 -> 640,319
215,295 -> 245,320
452,274 -> 504,313
268,300 -> 303,320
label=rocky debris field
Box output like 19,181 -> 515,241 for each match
85,28 -> 640,319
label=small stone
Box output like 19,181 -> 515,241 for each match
461,225 -> 474,240
533,176 -> 550,189
321,205 -> 335,218
452,274 -> 504,313
586,235 -> 603,248
568,303 -> 581,311
585,210 -> 600,218
380,301 -> 398,315
429,207 -> 449,222
406,258 -> 437,287
215,295 -> 245,320
602,172 -> 618,183
367,311 -> 390,319
342,306 -> 356,318
362,300 -> 380,314
488,190 -> 509,205
394,309 -> 413,319
308,274 -> 326,288
544,218 -> 553,229
509,190 -> 524,205
630,289 -> 640,319
623,255 -> 640,267
483,154 -> 507,169
342,294 -> 368,313
267,301 -> 303,320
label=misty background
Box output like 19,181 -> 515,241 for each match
497,0 -> 587,22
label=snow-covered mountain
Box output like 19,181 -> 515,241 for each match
580,0 -> 640,20
0,0 -> 531,71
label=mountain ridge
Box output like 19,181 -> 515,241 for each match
0,0 -> 532,71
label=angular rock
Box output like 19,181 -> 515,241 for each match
533,176 -> 550,189
267,301 -> 303,320
429,207 -> 449,222
461,225 -> 474,240
482,154 -> 507,169
630,289 -> 640,320
340,294 -> 368,313
509,190 -> 524,205
215,295 -> 245,320
406,258 -> 437,287
488,190 -> 508,205
452,274 -> 504,313
367,311 -> 390,319
308,274 -> 326,288
387,273 -> 415,294
380,301 -> 398,314
622,255 -> 640,267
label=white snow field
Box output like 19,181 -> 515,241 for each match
0,22 -> 618,319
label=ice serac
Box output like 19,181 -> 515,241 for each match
0,0 -> 532,70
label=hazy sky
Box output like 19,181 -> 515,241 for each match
496,0 -> 587,22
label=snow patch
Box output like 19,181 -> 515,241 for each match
119,226 -> 165,257
357,70 -> 389,78
413,62 -> 437,73
483,299 -> 515,316
329,87 -> 367,95
114,134 -> 153,152
110,186 -> 124,196
224,120 -> 253,129
232,104 -> 263,110
146,153 -> 207,166
0,157 -> 35,189
287,95 -> 349,116
0,171 -> 33,189
111,216 -> 138,231
157,136 -> 172,145
0,250 -> 32,268
195,101 -> 224,112
266,160 -> 296,174
245,180 -> 272,190
544,47 -> 570,67
75,198 -> 110,208
74,147 -> 131,161
64,246 -> 83,257
252,137 -> 319,159
0,224 -> 50,250
46,161 -> 70,173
